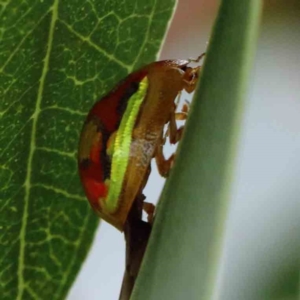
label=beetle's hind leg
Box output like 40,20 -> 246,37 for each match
154,134 -> 175,178
143,202 -> 155,223
136,165 -> 155,224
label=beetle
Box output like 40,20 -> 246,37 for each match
78,54 -> 204,231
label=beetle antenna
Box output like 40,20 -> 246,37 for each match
188,52 -> 205,64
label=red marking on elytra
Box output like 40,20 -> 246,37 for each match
83,177 -> 108,210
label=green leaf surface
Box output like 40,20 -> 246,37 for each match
0,1 -> 176,299
132,0 -> 261,299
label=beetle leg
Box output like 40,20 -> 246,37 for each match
174,100 -> 190,121
164,100 -> 189,141
181,100 -> 190,114
137,166 -> 156,223
155,109 -> 184,177
155,131 -> 175,178
168,110 -> 184,144
142,202 -> 155,224
183,66 -> 201,93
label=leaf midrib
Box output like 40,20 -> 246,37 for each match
17,1 -> 59,299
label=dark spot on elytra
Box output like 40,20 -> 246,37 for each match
80,158 -> 90,169
116,81 -> 140,118
86,116 -> 112,181
99,126 -> 111,181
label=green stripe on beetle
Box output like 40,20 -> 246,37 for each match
100,77 -> 149,213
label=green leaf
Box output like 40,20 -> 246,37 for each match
0,0 -> 176,299
132,0 -> 261,299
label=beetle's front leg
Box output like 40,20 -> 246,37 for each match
183,66 -> 201,93
164,101 -> 190,144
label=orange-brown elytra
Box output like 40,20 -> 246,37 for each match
78,54 -> 205,231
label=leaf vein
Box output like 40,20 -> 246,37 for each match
130,0 -> 157,71
0,9 -> 51,73
59,19 -> 131,71
17,1 -> 59,299
32,183 -> 85,201
36,147 -> 76,159
55,211 -> 96,298
42,105 -> 87,116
